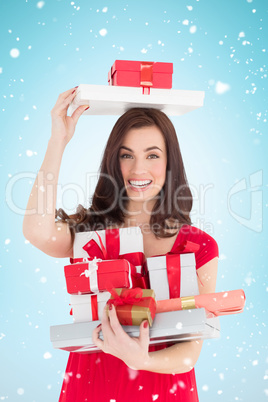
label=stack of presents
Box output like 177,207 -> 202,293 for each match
50,61 -> 245,353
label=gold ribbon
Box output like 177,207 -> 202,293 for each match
181,296 -> 196,310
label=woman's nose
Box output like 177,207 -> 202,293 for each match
130,158 -> 147,174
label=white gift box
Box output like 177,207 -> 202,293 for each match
73,226 -> 144,274
69,84 -> 205,116
146,253 -> 199,301
50,308 -> 220,354
70,292 -> 111,323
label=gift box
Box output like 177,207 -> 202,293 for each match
50,308 -> 220,354
108,60 -> 173,92
106,288 -> 156,327
156,289 -> 246,317
146,253 -> 199,301
72,226 -> 148,289
70,292 -> 111,323
64,258 -> 138,294
69,84 -> 205,116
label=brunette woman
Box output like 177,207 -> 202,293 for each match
23,87 -> 218,402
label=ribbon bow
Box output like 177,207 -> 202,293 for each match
169,240 -> 200,255
80,257 -> 102,278
79,257 -> 103,293
107,288 -> 144,307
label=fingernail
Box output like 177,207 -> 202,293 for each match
72,89 -> 76,94
143,321 -> 148,329
75,86 -> 78,88
97,323 -> 101,328
84,106 -> 89,110
109,304 -> 113,311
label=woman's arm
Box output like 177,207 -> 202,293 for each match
92,256 -> 218,374
22,88 -> 88,258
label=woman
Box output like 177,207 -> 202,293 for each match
23,87 -> 218,401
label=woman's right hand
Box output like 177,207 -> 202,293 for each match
50,87 -> 89,146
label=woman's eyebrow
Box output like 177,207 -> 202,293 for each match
119,146 -> 163,152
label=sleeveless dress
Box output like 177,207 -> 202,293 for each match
59,225 -> 219,402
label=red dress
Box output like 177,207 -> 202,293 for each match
59,225 -> 219,402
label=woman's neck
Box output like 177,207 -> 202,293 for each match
124,199 -> 155,227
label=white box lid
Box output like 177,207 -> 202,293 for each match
69,84 -> 205,116
70,292 -> 111,305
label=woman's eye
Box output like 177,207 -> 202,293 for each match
120,154 -> 132,159
148,154 -> 159,159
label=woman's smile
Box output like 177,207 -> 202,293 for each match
127,179 -> 153,191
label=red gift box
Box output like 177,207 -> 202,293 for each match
106,288 -> 156,326
64,258 -> 138,295
108,60 -> 173,93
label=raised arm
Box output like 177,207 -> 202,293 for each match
22,87 -> 89,258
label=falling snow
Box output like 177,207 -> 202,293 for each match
43,352 -> 52,359
189,25 -> 197,34
37,1 -> 45,9
99,28 -> 107,36
215,81 -> 231,94
10,48 -> 20,58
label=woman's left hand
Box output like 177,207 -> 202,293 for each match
92,304 -> 151,370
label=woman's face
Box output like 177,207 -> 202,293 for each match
119,125 -> 167,208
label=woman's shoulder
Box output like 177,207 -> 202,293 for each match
178,224 -> 219,269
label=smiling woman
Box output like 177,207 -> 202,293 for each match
56,107 -> 193,241
23,88 -> 218,402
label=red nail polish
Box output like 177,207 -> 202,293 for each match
85,106 -> 89,110
72,89 -> 76,94
109,304 -> 113,311
97,323 -> 101,328
75,86 -> 78,88
143,321 -> 148,329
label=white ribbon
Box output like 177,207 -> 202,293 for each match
80,257 -> 102,293
127,261 -> 133,288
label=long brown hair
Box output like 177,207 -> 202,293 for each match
56,108 -> 193,243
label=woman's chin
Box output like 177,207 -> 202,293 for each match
126,191 -> 157,205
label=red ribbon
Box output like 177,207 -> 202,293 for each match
107,288 -> 144,307
91,294 -> 98,321
165,255 -> 181,299
170,240 -> 200,255
70,229 -> 120,264
107,288 -> 156,325
168,240 -> 200,298
140,62 -> 153,95
140,62 -> 153,86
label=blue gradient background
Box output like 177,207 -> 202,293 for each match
0,0 -> 267,401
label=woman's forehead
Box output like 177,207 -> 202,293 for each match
122,126 -> 166,148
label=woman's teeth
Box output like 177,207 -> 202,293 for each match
129,180 -> 152,188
